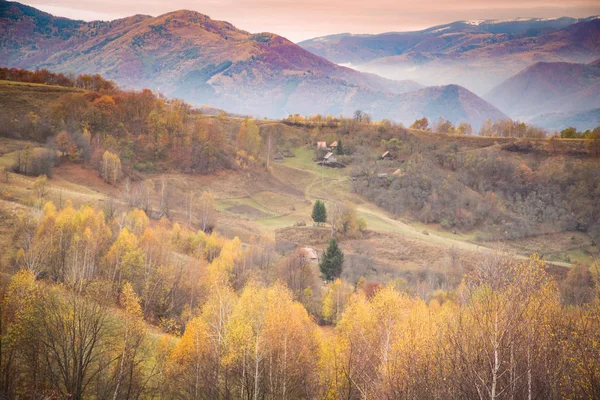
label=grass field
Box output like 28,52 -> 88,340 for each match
0,137 -> 580,280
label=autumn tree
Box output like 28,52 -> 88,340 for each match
55,131 -> 74,157
435,117 -> 455,134
410,117 -> 429,130
225,283 -> 321,399
112,282 -> 147,399
32,174 -> 49,202
166,315 -> 213,398
586,128 -> 600,157
329,201 -> 365,237
381,137 -> 404,154
446,254 -> 562,399
105,228 -> 145,290
101,151 -> 121,185
0,270 -> 43,396
237,118 -> 261,157
456,122 -> 473,135
480,118 -> 494,136
321,278 -> 351,324
277,248 -> 316,303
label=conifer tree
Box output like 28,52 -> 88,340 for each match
336,139 -> 344,155
311,200 -> 327,225
320,238 -> 344,281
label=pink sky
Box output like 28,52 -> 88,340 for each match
22,0 -> 600,42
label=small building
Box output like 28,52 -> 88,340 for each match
274,152 -> 285,162
324,152 -> 337,164
381,151 -> 394,160
300,247 -> 319,262
317,141 -> 329,150
329,141 -> 338,150
393,169 -> 402,176
377,173 -> 388,179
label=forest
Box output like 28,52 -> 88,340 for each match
0,68 -> 599,399
3,198 -> 600,399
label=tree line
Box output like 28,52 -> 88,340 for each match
0,67 -> 116,91
4,199 -> 600,398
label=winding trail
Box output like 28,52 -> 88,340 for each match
269,148 -> 573,268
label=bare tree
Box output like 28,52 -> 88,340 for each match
185,191 -> 195,227
159,178 -> 172,218
39,291 -> 114,400
197,192 -> 216,232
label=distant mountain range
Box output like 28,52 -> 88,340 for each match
529,108 -> 600,132
485,60 -> 600,125
0,1 -> 510,128
3,1 -> 598,129
300,17 -> 600,96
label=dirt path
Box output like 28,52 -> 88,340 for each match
270,151 -> 573,268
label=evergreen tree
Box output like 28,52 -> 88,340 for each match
336,139 -> 344,155
311,200 -> 327,225
320,238 -> 344,281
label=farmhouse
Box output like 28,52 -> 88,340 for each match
300,247 -> 319,262
324,152 -> 337,164
329,141 -> 338,150
317,141 -> 328,150
381,151 -> 394,160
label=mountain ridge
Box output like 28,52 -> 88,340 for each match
485,60 -> 600,128
0,1 -> 508,127
299,17 -> 600,95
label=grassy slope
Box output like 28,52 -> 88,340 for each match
0,80 -> 83,117
0,81 -> 588,277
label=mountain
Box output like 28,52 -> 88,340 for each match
529,108 -> 600,132
373,84 -> 508,128
0,1 -> 509,127
300,17 -> 600,94
0,1 -> 432,119
485,60 -> 600,125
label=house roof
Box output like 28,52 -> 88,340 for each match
300,247 -> 318,260
393,169 -> 402,175
330,141 -> 338,147
324,152 -> 335,159
317,141 -> 328,149
382,151 -> 391,158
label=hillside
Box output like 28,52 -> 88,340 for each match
485,61 -> 600,125
299,17 -> 600,95
0,1 -> 473,120
530,108 -> 600,131
0,71 -> 599,399
0,1 -> 516,127
372,84 -> 508,129
0,76 -> 596,265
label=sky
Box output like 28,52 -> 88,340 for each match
22,0 -> 600,42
